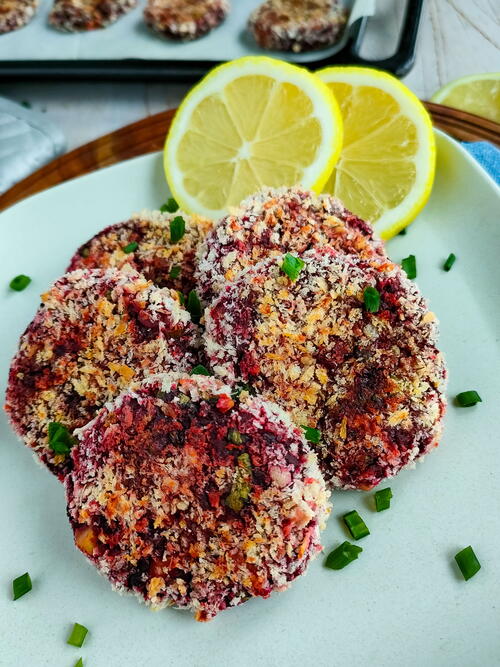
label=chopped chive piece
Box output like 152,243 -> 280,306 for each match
281,253 -> 305,282
301,425 -> 321,444
186,290 -> 202,323
170,216 -> 186,244
190,364 -> 211,376
123,241 -> 138,254
74,659 -> 83,667
343,510 -> 370,540
169,265 -> 181,279
374,487 -> 393,511
363,286 -> 380,313
455,545 -> 481,581
12,572 -> 32,600
177,291 -> 185,306
443,253 -> 456,271
227,428 -> 244,445
456,390 -> 482,407
398,228 -> 407,236
67,623 -> 89,648
10,274 -> 31,291
47,422 -> 76,455
402,254 -> 417,279
225,453 -> 252,511
325,541 -> 362,570
161,197 -> 179,213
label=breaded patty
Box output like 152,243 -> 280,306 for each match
248,0 -> 347,53
49,0 -> 136,31
144,0 -> 230,40
0,0 -> 38,34
67,373 -> 330,621
67,210 -> 213,298
204,248 -> 447,490
196,186 -> 385,304
5,268 -> 197,478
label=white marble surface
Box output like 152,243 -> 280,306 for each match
0,0 -> 499,152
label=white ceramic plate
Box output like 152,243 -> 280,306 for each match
1,131 -> 499,667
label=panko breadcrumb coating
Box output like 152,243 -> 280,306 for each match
66,373 -> 330,621
49,0 -> 136,31
144,0 -> 230,41
196,186 -> 385,304
5,268 -> 197,479
0,0 -> 38,33
204,247 -> 447,490
67,209 -> 213,297
248,0 -> 347,53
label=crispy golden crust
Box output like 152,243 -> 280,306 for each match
67,210 -> 213,297
67,374 -> 330,620
5,268 -> 197,478
144,0 -> 230,40
49,0 -> 137,31
0,0 -> 38,33
204,247 -> 447,490
197,186 -> 385,304
249,0 -> 347,53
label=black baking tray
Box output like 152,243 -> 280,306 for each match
0,0 -> 423,81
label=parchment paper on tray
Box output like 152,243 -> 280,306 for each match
0,0 -> 374,63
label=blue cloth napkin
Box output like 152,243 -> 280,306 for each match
462,141 -> 500,186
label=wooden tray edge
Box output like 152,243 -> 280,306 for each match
1,103 -> 498,213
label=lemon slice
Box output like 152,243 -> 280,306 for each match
431,72 -> 500,124
317,66 -> 436,239
165,56 -> 343,219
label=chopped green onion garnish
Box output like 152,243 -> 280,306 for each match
343,510 -> 370,540
301,426 -> 321,444
67,623 -> 89,648
161,197 -> 179,213
227,428 -> 244,445
402,254 -> 417,279
170,216 -> 186,244
456,390 -> 482,407
443,253 -> 456,272
225,453 -> 252,511
281,253 -> 305,282
10,275 -> 31,291
12,572 -> 32,600
177,291 -> 185,306
398,228 -> 407,236
169,265 -> 181,279
187,290 -> 202,323
190,364 -> 211,376
374,487 -> 393,512
325,541 -> 363,570
363,286 -> 380,313
47,422 -> 76,454
74,659 -> 83,667
455,545 -> 481,581
123,241 -> 138,254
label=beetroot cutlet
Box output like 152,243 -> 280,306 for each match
196,186 -> 385,304
5,268 -> 197,479
0,0 -> 38,33
49,0 -> 136,31
144,0 -> 230,41
66,373 -> 330,621
67,209 -> 213,297
204,248 -> 447,490
248,0 -> 347,53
